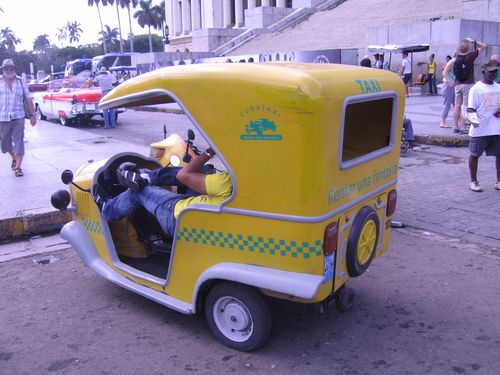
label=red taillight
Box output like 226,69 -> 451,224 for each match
323,221 -> 339,256
149,147 -> 165,159
386,189 -> 397,216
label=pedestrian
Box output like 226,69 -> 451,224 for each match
0,59 -> 36,177
465,60 -> 500,192
93,67 -> 116,129
403,116 -> 421,151
400,52 -> 412,97
360,55 -> 372,67
491,54 -> 499,83
440,55 -> 455,128
451,38 -> 487,134
373,54 -> 380,69
426,53 -> 438,95
376,54 -> 384,69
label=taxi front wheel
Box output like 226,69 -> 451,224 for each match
205,282 -> 271,352
346,206 -> 380,277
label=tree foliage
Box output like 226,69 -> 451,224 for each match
0,27 -> 21,52
33,34 -> 51,52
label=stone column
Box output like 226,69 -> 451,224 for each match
181,0 -> 192,34
191,0 -> 201,30
248,0 -> 256,9
276,0 -> 286,6
173,0 -> 182,36
262,0 -> 271,7
235,0 -> 244,27
222,0 -> 232,28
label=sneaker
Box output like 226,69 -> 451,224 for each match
116,162 -> 147,192
495,181 -> 500,191
92,183 -> 109,210
469,181 -> 483,192
453,128 -> 460,133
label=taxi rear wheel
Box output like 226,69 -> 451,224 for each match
346,206 -> 380,277
205,282 -> 271,352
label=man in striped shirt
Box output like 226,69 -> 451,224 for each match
0,59 -> 36,177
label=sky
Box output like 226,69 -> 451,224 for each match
0,0 -> 163,51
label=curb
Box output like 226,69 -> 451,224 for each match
415,134 -> 469,147
0,209 -> 71,242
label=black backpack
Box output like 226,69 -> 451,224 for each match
453,55 -> 468,83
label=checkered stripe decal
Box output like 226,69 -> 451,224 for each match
177,227 -> 323,259
80,217 -> 103,235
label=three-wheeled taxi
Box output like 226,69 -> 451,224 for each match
51,62 -> 405,351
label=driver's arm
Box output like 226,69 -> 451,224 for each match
176,148 -> 215,195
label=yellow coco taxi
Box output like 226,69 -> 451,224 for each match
51,62 -> 405,351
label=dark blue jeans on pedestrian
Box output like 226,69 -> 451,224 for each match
403,118 -> 415,141
101,89 -> 116,129
428,73 -> 437,95
102,166 -> 198,236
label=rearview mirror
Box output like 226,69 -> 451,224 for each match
187,129 -> 195,141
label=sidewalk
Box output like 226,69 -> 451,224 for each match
0,95 -> 466,241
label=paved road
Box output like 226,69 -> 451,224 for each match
1,226 -> 499,374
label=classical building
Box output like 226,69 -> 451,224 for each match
164,0 -> 324,52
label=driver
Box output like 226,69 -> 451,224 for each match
93,148 -> 232,237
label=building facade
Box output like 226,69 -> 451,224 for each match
165,0 -> 318,52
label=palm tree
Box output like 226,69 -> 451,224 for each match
33,34 -> 51,52
0,27 -> 21,52
67,21 -> 83,45
88,0 -> 109,53
134,0 -> 158,53
154,1 -> 166,40
56,26 -> 67,48
99,25 -> 120,52
118,0 -> 138,53
106,0 -> 124,53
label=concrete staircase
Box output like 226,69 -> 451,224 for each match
213,0 -> 346,57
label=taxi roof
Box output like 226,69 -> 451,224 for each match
99,62 -> 396,110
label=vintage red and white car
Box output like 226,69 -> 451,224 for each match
33,79 -> 123,126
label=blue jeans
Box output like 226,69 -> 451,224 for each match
428,73 -> 437,95
403,118 -> 414,141
101,89 -> 116,129
102,166 -> 199,236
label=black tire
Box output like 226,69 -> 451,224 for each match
59,116 -> 71,126
335,287 -> 355,313
401,140 -> 409,153
346,206 -> 380,277
205,282 -> 271,352
36,105 -> 46,121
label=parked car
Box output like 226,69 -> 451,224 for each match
33,78 -> 124,126
28,72 -> 65,92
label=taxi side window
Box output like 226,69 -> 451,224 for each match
341,96 -> 394,165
